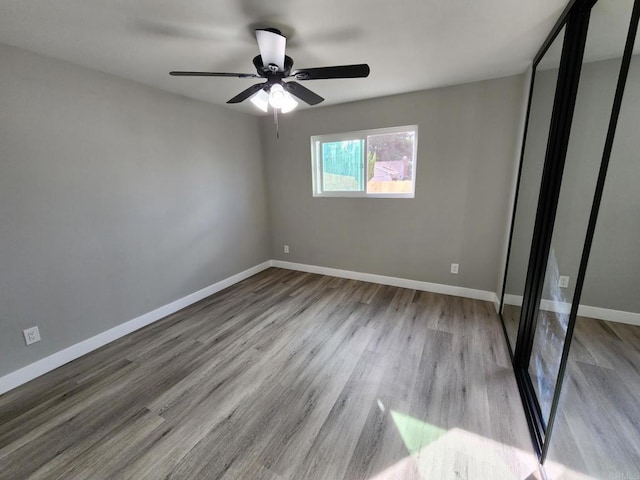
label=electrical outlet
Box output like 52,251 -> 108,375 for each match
23,326 -> 41,346
451,263 -> 459,274
558,276 -> 570,288
283,245 -> 290,254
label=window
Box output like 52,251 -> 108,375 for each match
311,125 -> 418,198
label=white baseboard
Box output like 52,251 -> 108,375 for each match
0,261 -> 272,396
503,294 -> 523,307
272,260 -> 496,302
493,293 -> 501,314
577,305 -> 640,326
21,260 -> 636,396
502,293 -> 640,326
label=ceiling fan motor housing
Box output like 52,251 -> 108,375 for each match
253,55 -> 294,78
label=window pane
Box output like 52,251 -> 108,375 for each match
321,140 -> 364,192
366,131 -> 415,194
311,126 -> 417,197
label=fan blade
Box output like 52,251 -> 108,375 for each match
170,71 -> 259,78
292,64 -> 370,80
227,83 -> 267,104
255,29 -> 286,71
282,81 -> 324,106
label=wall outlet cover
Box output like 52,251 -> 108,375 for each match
558,276 -> 570,288
23,326 -> 41,345
284,245 -> 290,254
451,263 -> 459,274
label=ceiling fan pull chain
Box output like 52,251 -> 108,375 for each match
274,107 -> 280,139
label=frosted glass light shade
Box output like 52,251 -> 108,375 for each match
269,84 -> 285,108
250,85 -> 297,113
281,93 -> 298,113
250,89 -> 269,112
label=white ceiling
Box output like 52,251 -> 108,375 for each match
0,0 -> 571,114
538,0 -> 639,70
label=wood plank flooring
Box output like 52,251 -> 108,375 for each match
498,300 -> 640,479
544,317 -> 640,480
0,268 -> 538,479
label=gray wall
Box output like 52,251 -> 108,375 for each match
547,56 -> 622,306
504,56 -> 640,313
0,43 -> 270,376
495,68 -> 533,299
581,55 -> 640,312
503,66 -> 559,301
262,76 -> 525,292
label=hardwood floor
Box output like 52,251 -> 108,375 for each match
0,268 -> 538,479
499,301 -> 639,479
545,317 -> 640,480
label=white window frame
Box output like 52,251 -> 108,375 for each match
310,125 -> 419,198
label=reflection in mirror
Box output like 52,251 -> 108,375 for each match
545,3 -> 640,476
526,0 -> 635,429
501,29 -> 566,352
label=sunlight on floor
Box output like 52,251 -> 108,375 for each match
366,402 -> 598,480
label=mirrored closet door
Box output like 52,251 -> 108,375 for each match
499,0 -> 640,475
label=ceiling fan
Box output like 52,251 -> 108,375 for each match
170,27 -> 370,113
